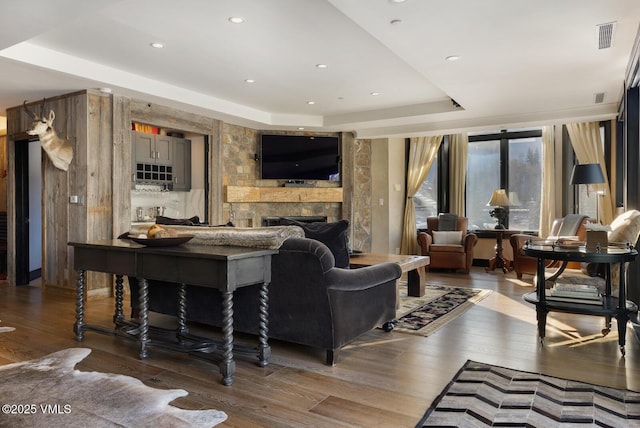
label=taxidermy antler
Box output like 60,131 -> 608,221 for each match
23,100 -> 73,171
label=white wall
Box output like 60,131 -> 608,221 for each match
371,138 -> 406,254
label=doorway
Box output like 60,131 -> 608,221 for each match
14,138 -> 42,285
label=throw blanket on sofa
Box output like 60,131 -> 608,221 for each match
557,214 -> 588,237
129,225 -> 304,249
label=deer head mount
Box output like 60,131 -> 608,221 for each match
23,100 -> 73,171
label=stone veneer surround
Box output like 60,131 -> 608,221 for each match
221,124 -> 372,250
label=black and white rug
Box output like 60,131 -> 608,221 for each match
417,360 -> 640,427
0,348 -> 227,427
394,284 -> 491,336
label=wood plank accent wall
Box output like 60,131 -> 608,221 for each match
7,91 -> 115,293
225,186 -> 343,203
6,91 -> 225,294
0,136 -> 6,212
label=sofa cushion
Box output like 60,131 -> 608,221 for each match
432,230 -> 462,245
430,244 -> 465,253
156,215 -> 201,226
279,218 -> 350,268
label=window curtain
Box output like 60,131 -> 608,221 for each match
400,135 -> 443,255
566,122 -> 614,225
539,126 -> 555,236
448,133 -> 468,216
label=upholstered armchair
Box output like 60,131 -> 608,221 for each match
417,216 -> 478,274
509,214 -> 591,279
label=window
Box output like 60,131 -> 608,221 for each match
414,155 -> 438,229
467,129 -> 543,231
466,140 -> 500,229
508,137 -> 542,230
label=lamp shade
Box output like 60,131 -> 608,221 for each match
486,189 -> 511,207
570,163 -> 605,185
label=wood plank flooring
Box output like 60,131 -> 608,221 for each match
2,268 -> 640,427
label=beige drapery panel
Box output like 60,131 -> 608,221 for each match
448,133 -> 468,216
566,122 -> 614,225
539,126 -> 555,236
400,135 -> 443,255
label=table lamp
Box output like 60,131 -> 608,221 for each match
569,163 -> 605,222
487,189 -> 511,229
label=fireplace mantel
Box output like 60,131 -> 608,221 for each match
225,186 -> 343,203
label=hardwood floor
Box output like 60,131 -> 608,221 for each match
2,268 -> 640,427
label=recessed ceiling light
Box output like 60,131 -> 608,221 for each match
228,17 -> 244,24
244,79 -> 255,83
446,55 -> 461,61
390,0 -> 407,3
307,101 -> 315,105
150,42 -> 164,49
370,92 -> 380,96
298,127 -> 305,130
315,64 -> 328,69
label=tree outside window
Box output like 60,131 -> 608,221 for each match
467,130 -> 542,231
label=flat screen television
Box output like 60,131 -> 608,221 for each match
260,134 -> 340,181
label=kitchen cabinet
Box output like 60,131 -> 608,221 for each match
131,131 -> 191,190
172,137 -> 192,191
133,132 -> 172,164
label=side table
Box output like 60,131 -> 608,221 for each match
476,229 -> 527,274
522,242 -> 638,355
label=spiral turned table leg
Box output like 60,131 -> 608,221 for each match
138,278 -> 150,359
74,269 -> 86,341
220,291 -> 236,386
258,281 -> 271,367
177,283 -> 188,340
114,274 -> 125,324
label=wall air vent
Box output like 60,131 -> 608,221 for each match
596,22 -> 616,49
594,92 -> 605,104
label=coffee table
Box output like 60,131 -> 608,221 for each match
350,253 -> 430,297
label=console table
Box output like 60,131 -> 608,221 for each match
69,239 -> 277,385
522,242 -> 638,355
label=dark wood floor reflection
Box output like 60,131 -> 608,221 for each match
1,267 -> 639,427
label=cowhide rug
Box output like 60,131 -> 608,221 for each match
0,320 -> 15,333
0,348 -> 227,427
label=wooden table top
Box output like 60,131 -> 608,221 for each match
350,253 -> 430,272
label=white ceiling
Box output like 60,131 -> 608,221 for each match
1,0 -> 639,138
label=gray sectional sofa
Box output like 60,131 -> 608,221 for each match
127,232 -> 401,365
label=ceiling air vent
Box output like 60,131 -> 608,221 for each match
596,22 -> 616,49
594,92 -> 605,104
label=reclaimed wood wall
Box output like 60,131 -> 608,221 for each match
0,136 -> 6,212
6,91 -> 224,295
7,92 -> 116,294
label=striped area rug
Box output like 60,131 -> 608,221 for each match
417,360 -> 640,426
